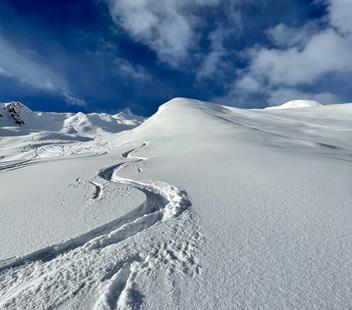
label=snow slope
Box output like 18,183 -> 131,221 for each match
0,98 -> 352,309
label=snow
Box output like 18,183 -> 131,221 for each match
265,99 -> 322,109
0,101 -> 144,166
1,98 -> 352,309
0,101 -> 143,134
0,154 -> 145,260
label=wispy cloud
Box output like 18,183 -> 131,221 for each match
114,57 -> 151,81
0,65 -> 12,77
197,26 -> 232,80
104,0 -> 220,67
0,35 -> 88,107
62,90 -> 87,107
328,0 -> 352,38
0,35 -> 61,91
265,22 -> 319,49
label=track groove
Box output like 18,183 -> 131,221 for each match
0,142 -> 196,310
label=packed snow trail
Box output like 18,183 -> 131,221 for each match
0,142 -> 200,309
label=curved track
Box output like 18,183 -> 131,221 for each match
0,142 -> 199,310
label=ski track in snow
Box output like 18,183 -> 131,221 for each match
89,181 -> 103,200
0,142 -> 201,310
0,138 -> 109,173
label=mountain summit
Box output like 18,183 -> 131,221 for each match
0,102 -> 32,126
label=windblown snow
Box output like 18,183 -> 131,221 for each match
0,98 -> 351,309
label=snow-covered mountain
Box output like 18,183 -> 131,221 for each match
0,101 -> 144,163
1,98 -> 352,309
0,101 -> 144,137
0,102 -> 30,126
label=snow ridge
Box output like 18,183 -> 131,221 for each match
265,99 -> 322,110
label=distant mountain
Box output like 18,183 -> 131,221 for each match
0,102 -> 31,126
0,101 -> 145,138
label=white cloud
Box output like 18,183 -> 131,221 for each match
197,50 -> 226,79
235,75 -> 261,92
0,66 -> 12,77
104,0 -> 219,66
0,36 -> 63,91
328,0 -> 352,37
214,0 -> 352,107
63,90 -> 87,107
0,35 -> 88,107
197,27 -> 230,80
249,29 -> 352,87
266,22 -> 318,48
114,58 -> 151,81
222,14 -> 352,106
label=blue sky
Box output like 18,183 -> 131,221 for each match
0,0 -> 351,115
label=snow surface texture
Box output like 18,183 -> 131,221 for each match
0,98 -> 352,309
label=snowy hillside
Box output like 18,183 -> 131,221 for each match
0,98 -> 352,309
0,101 -> 144,164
